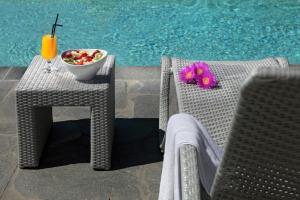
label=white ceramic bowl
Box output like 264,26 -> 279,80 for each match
61,49 -> 107,81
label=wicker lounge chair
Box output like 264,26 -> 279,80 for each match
159,57 -> 300,199
159,56 -> 288,149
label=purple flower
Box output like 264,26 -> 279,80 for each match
180,66 -> 196,84
192,61 -> 210,78
196,72 -> 218,89
180,61 -> 219,89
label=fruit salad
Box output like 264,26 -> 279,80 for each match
62,50 -> 103,65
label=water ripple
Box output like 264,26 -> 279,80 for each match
0,0 -> 299,67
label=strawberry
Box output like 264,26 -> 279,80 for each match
86,56 -> 93,62
76,60 -> 84,65
79,52 -> 88,59
74,53 -> 87,60
63,52 -> 72,58
92,50 -> 100,57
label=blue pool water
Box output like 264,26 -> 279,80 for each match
1,0 -> 300,67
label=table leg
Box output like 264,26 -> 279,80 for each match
90,104 -> 114,170
16,105 -> 52,168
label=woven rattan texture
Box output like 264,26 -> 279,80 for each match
16,55 -> 115,170
180,144 -> 201,200
211,68 -> 300,200
172,57 -> 287,148
180,144 -> 212,200
159,56 -> 172,131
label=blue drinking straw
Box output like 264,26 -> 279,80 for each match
51,14 -> 63,38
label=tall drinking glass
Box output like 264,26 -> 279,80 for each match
41,34 -> 58,72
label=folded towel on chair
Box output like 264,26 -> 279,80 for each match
159,113 -> 224,200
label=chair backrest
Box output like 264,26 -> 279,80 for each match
211,67 -> 300,200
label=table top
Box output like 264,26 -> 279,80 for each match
16,55 -> 114,92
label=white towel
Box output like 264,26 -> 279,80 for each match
158,113 -> 224,200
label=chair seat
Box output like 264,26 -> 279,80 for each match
170,57 -> 287,148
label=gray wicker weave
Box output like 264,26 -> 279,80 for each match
159,57 -> 288,148
180,67 -> 300,200
180,144 -> 211,200
16,55 -> 115,170
159,56 -> 292,199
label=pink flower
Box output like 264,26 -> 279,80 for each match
192,61 -> 210,78
180,61 -> 219,89
180,66 -> 196,84
196,72 -> 218,89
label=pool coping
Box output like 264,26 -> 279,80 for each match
2,64 -> 300,80
1,64 -> 299,118
0,66 -> 162,119
0,66 -> 161,81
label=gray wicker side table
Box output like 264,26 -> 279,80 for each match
16,55 -> 115,170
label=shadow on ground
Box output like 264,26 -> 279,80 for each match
39,118 -> 163,170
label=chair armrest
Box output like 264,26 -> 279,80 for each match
180,144 -> 201,200
159,56 -> 172,132
159,56 -> 172,151
180,144 -> 212,200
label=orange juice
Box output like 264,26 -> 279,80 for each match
41,34 -> 57,61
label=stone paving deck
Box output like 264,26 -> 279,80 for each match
0,67 -> 163,200
2,64 -> 299,200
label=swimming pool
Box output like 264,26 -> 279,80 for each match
1,0 -> 300,67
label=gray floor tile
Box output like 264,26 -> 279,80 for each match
116,67 -> 160,80
4,68 -> 27,80
128,80 -> 160,95
115,80 -> 128,109
0,67 -> 164,199
1,118 -> 162,200
133,95 -> 159,118
0,81 -> 18,135
0,81 -> 18,101
0,135 -> 17,197
13,166 -> 115,200
52,106 -> 90,122
0,67 -> 10,80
